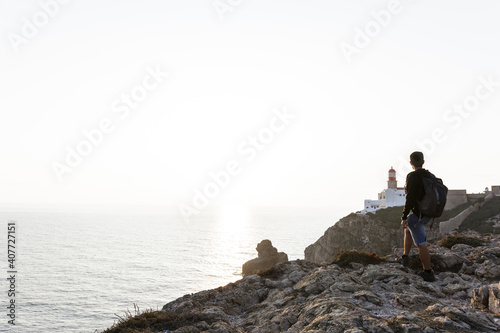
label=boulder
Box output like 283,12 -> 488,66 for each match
304,213 -> 404,264
472,282 -> 500,314
242,240 -> 288,277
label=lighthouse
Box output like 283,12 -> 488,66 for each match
361,166 -> 407,214
388,167 -> 397,189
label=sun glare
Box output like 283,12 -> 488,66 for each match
219,205 -> 249,233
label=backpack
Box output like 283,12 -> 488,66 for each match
418,174 -> 448,218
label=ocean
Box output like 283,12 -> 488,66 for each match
0,206 -> 339,332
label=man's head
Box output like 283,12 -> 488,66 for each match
410,151 -> 424,169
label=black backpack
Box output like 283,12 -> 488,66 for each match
418,174 -> 448,218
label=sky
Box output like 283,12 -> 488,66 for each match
1,0 -> 499,217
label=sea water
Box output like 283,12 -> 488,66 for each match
0,206 -> 339,332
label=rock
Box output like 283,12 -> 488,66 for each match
442,283 -> 468,294
154,254 -> 497,331
350,262 -> 364,270
430,252 -> 468,272
242,240 -> 288,277
472,282 -> 500,315
111,232 -> 500,333
475,260 -> 500,279
304,213 -> 404,264
353,290 -> 382,305
472,285 -> 492,310
490,285 -> 500,314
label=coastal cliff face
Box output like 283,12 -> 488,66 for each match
304,213 -> 404,264
105,232 -> 500,333
303,198 -> 500,264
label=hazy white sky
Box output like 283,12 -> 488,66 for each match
1,0 -> 499,215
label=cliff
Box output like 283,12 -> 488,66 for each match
304,212 -> 404,264
104,231 -> 500,333
305,198 -> 500,264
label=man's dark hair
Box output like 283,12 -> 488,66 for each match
410,151 -> 424,167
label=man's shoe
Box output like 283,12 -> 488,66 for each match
418,270 -> 436,282
399,255 -> 410,267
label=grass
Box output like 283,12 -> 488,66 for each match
437,234 -> 485,249
459,196 -> 500,234
367,206 -> 403,230
257,265 -> 286,279
329,249 -> 384,268
102,303 -> 200,333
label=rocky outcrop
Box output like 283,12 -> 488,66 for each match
242,240 -> 288,277
472,282 -> 500,314
304,213 -> 404,264
107,232 -> 500,332
305,197 -> 499,265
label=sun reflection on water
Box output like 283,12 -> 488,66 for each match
206,205 -> 252,281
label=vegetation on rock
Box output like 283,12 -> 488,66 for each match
329,249 -> 384,267
103,304 -> 195,333
438,233 -> 485,249
366,206 -> 401,229
256,265 -> 286,279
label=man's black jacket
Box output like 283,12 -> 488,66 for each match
402,168 -> 433,220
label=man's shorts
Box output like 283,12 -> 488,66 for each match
407,213 -> 431,246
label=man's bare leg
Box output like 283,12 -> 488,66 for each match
417,244 -> 431,270
403,228 -> 413,256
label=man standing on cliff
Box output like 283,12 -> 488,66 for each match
400,151 -> 436,282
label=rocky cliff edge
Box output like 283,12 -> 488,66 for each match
104,232 -> 500,333
304,212 -> 404,264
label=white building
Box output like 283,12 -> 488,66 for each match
361,167 -> 406,214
